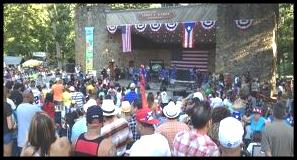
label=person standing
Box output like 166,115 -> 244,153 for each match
69,86 -> 85,109
42,93 -> 55,120
4,88 -> 16,156
218,117 -> 245,157
51,78 -> 64,111
17,90 -> 41,156
62,87 -> 72,114
100,99 -> 132,156
20,112 -> 71,156
9,82 -> 23,107
155,102 -> 190,152
72,106 -> 116,156
124,83 -> 139,104
29,80 -> 42,108
261,103 -> 293,156
128,108 -> 171,156
173,101 -> 219,156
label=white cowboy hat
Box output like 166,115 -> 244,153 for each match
101,99 -> 118,116
69,86 -> 75,92
83,99 -> 97,113
163,101 -> 180,119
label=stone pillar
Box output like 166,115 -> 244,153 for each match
75,5 -> 109,74
215,4 -> 278,83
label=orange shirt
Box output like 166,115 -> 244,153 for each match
52,84 -> 64,102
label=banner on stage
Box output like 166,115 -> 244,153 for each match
85,27 -> 94,73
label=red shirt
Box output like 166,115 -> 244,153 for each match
43,102 -> 55,119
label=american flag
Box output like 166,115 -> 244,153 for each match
121,25 -> 131,52
171,50 -> 209,72
183,22 -> 195,48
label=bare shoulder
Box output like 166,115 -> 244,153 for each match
98,137 -> 116,156
50,137 -> 71,156
20,146 -> 35,157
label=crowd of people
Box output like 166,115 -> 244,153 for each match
3,63 -> 294,157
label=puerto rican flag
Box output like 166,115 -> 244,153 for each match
121,25 -> 131,53
183,22 -> 195,48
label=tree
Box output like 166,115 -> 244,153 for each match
47,4 -> 75,68
4,4 -> 49,59
4,4 -> 75,68
277,4 -> 294,76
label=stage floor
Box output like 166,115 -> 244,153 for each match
116,79 -> 195,98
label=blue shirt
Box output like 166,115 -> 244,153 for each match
71,117 -> 87,144
124,91 -> 139,104
250,114 -> 266,133
17,103 -> 41,147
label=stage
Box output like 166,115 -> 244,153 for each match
116,79 -> 195,98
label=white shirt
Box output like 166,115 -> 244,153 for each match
31,88 -> 41,106
6,98 -> 16,110
247,142 -> 261,154
223,98 -> 233,108
210,97 -> 223,108
115,92 -> 122,108
160,91 -> 169,104
129,133 -> 171,156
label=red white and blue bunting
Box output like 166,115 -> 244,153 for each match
235,19 -> 253,29
134,24 -> 147,32
165,23 -> 178,31
149,23 -> 162,32
106,25 -> 118,34
200,20 -> 216,30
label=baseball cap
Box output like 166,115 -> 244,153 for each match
232,111 -> 241,121
86,105 -> 103,124
219,117 -> 244,149
135,108 -> 160,125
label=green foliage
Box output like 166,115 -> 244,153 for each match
4,4 -> 75,65
277,4 -> 294,76
4,3 -> 157,65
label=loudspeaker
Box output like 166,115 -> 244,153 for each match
65,63 -> 75,73
173,90 -> 190,98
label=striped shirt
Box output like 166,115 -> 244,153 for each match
101,117 -> 132,156
71,91 -> 85,108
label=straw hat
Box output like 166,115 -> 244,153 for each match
121,101 -> 132,113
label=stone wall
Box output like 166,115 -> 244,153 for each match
216,4 -> 277,83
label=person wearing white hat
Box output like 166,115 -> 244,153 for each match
121,101 -> 132,120
193,88 -> 204,102
218,117 -> 244,156
123,83 -> 139,104
100,99 -> 132,156
155,101 -> 190,153
69,86 -> 85,109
